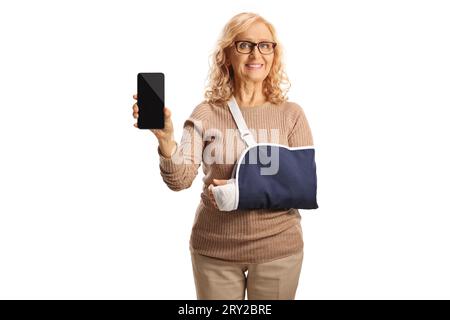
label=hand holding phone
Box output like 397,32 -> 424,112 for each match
132,73 -> 176,157
132,95 -> 174,137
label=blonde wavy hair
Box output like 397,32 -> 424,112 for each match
204,12 -> 291,107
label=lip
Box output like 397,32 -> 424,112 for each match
245,63 -> 264,70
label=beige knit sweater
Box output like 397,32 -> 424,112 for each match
157,99 -> 315,264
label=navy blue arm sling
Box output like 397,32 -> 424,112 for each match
210,96 -> 318,212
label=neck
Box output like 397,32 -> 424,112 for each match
233,79 -> 266,107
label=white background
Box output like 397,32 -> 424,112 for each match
1,0 -> 449,299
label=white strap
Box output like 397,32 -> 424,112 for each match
227,95 -> 256,147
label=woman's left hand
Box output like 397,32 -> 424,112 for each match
207,179 -> 228,209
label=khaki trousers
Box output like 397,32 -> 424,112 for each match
190,250 -> 303,300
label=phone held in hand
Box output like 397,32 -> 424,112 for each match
137,73 -> 165,129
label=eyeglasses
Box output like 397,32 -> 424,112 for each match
234,40 -> 277,55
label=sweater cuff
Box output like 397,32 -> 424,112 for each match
157,142 -> 179,171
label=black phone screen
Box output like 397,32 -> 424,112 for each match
137,73 -> 164,129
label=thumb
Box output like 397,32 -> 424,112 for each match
213,179 -> 228,186
163,107 -> 171,119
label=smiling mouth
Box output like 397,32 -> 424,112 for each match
245,64 -> 263,69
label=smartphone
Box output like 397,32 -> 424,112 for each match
137,73 -> 164,129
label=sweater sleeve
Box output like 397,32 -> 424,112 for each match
288,104 -> 314,147
157,104 -> 206,191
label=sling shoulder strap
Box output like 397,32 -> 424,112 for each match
227,95 -> 257,147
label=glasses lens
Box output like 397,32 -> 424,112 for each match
237,41 -> 252,53
259,42 -> 274,54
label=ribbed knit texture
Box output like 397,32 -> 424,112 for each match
157,100 -> 314,264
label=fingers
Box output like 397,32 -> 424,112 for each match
132,101 -> 139,128
132,98 -> 139,127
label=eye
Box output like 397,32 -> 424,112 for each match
239,42 -> 251,49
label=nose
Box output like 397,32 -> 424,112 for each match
249,46 -> 262,58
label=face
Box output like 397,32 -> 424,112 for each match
227,22 -> 275,84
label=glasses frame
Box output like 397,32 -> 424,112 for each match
234,40 -> 277,55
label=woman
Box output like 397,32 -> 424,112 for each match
132,12 -> 315,300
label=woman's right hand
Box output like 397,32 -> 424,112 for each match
132,94 -> 177,158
